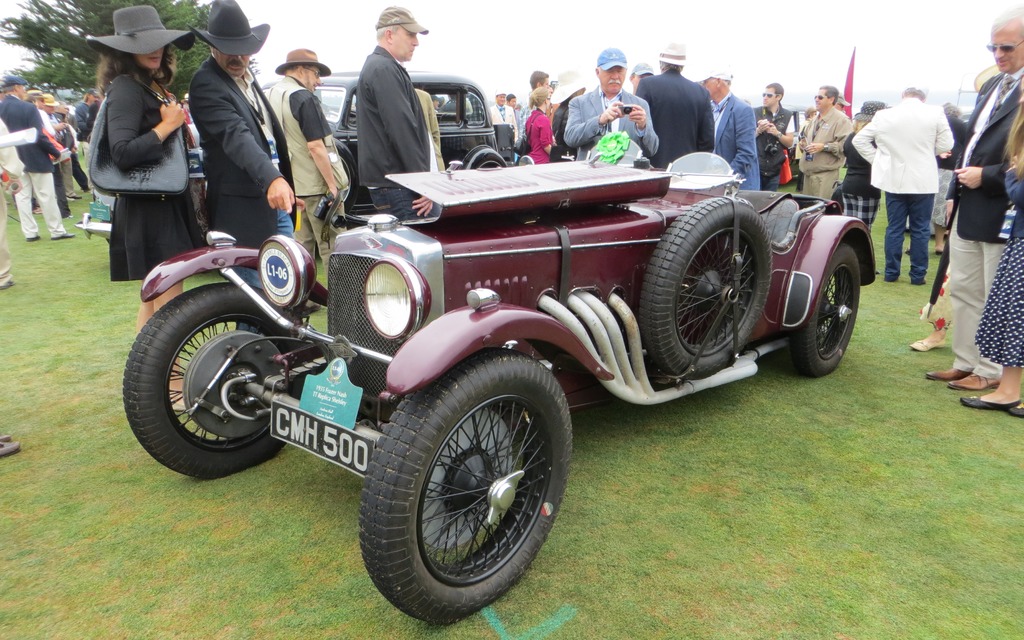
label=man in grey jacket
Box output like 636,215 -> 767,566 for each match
357,6 -> 437,221
564,47 -> 659,162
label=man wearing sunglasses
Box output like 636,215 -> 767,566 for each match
925,6 -> 1024,393
269,49 -> 349,270
798,85 -> 853,200
756,83 -> 796,192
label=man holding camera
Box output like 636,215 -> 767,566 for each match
756,83 -> 796,192
565,47 -> 659,161
268,49 -> 349,267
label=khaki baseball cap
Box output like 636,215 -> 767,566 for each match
375,6 -> 428,34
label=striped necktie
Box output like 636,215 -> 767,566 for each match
996,74 -> 1015,105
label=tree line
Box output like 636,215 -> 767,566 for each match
1,0 -> 211,98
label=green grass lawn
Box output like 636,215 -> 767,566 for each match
1,192 -> 1022,639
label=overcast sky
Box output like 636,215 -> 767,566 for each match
0,0 -> 1015,108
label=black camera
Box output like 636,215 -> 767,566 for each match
621,105 -> 634,115
312,192 -> 336,221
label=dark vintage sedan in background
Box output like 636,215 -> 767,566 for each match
316,71 -> 508,216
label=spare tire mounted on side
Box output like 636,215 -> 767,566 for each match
639,197 -> 772,379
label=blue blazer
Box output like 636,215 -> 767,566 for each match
713,95 -> 760,190
0,95 -> 61,173
564,88 -> 659,161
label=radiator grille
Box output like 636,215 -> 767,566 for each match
327,253 -> 403,396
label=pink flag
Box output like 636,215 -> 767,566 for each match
843,48 -> 856,118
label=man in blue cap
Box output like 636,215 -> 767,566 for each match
0,75 -> 74,241
564,47 -> 659,162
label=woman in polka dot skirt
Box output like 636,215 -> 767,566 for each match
961,97 -> 1024,416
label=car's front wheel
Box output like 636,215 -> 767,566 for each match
123,283 -> 287,478
359,350 -> 571,624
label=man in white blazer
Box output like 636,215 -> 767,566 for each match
489,91 -> 518,142
854,87 -> 953,285
564,47 -> 659,161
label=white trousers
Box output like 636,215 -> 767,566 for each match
14,170 -> 67,239
0,191 -> 11,285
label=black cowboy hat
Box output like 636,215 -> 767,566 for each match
86,5 -> 194,55
191,0 -> 269,56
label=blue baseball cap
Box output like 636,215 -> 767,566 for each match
596,48 -> 628,71
1,75 -> 28,88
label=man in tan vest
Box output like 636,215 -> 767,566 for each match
268,49 -> 348,267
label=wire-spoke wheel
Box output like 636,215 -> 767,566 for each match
360,350 -> 571,624
123,283 -> 287,478
791,243 -> 860,377
640,197 -> 771,378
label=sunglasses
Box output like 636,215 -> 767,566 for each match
987,39 -> 1024,53
814,95 -> 830,100
763,93 -> 777,98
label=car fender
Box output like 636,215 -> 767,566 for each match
385,304 -> 614,396
782,215 -> 875,329
140,245 -> 328,304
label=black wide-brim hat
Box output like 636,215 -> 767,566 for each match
191,0 -> 269,56
86,5 -> 195,55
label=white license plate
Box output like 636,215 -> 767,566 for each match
270,402 -> 373,476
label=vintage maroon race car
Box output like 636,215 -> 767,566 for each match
122,154 -> 874,624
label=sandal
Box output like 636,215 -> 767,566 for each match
910,332 -> 946,352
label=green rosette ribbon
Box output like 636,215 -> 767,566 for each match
594,131 -> 631,164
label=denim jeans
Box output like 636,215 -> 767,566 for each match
276,209 -> 295,236
761,174 -> 781,192
369,186 -> 440,222
884,193 -> 933,283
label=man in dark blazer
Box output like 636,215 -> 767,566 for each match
0,75 -> 74,241
565,47 -> 659,162
188,0 -> 293,251
635,43 -> 714,170
926,6 -> 1024,392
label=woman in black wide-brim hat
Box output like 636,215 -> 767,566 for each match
87,5 -> 203,332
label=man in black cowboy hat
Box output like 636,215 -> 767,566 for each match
268,49 -> 348,267
188,0 -> 294,254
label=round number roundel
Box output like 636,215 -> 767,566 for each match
260,246 -> 296,305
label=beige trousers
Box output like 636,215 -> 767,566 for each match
949,224 -> 1004,378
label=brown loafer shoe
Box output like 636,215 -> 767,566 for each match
925,368 -> 972,381
948,374 -> 1001,391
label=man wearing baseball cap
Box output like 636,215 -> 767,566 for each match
357,6 -> 439,221
564,47 -> 659,162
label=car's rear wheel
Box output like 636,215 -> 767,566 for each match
790,243 -> 860,377
359,350 -> 571,624
463,145 -> 507,170
123,283 -> 287,478
640,197 -> 772,378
